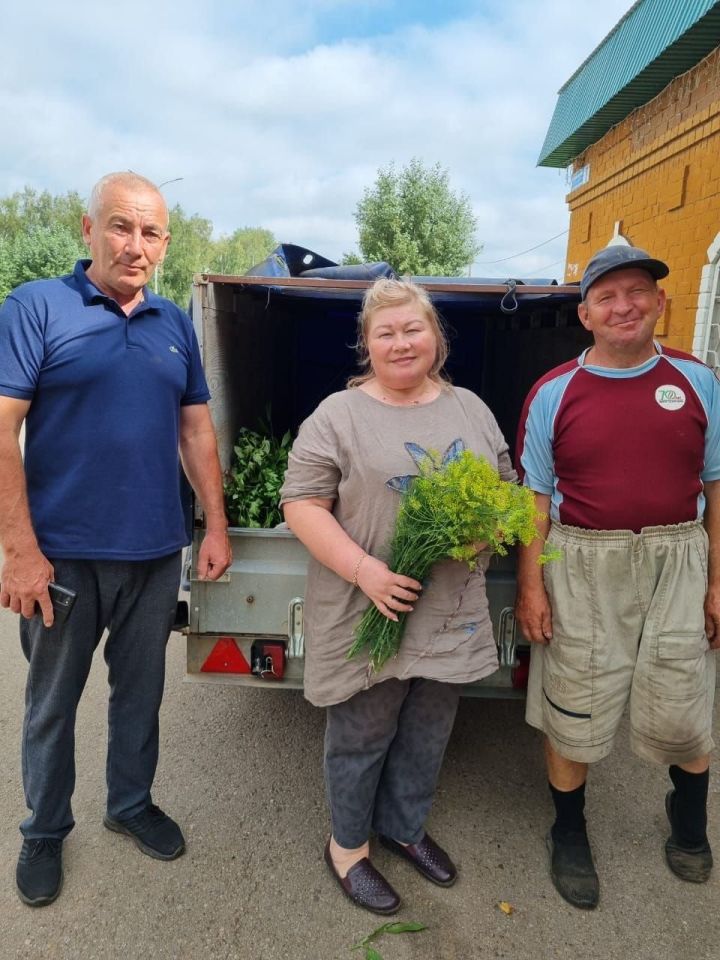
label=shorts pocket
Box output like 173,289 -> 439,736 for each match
652,631 -> 708,701
542,632 -> 594,732
544,632 -> 593,673
641,630 -> 712,751
692,528 -> 709,587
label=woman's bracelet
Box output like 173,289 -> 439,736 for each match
351,552 -> 367,587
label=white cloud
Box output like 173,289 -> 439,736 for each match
1,0 -> 633,277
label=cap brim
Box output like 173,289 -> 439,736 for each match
638,258 -> 670,281
582,256 -> 670,299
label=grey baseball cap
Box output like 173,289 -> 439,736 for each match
580,245 -> 669,300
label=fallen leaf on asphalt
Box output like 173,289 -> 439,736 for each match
496,901 -> 514,916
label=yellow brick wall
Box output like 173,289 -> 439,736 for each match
564,46 -> 720,351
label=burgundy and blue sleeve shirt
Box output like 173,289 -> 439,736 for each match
516,345 -> 720,532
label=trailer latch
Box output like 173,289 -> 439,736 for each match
287,597 -> 305,658
497,606 -> 518,667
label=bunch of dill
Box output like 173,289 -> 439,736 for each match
347,450 -> 553,672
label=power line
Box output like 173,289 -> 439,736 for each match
471,256 -> 567,280
474,229 -> 568,265
528,256 -> 566,274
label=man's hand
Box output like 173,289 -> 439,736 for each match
195,529 -> 233,581
702,480 -> 720,649
515,491 -> 552,644
515,584 -> 553,645
704,584 -> 720,650
0,549 -> 55,625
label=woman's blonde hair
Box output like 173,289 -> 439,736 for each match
347,278 -> 450,388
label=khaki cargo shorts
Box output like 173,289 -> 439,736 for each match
526,520 -> 716,765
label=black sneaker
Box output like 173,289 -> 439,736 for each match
546,829 -> 599,909
103,804 -> 185,861
664,790 -> 713,883
16,838 -> 63,907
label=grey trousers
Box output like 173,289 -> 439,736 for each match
324,677 -> 460,848
19,553 -> 181,839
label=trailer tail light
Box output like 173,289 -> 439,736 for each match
201,637 -> 252,674
511,649 -> 530,690
250,639 -> 287,680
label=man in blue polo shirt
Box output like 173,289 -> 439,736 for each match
0,171 -> 232,906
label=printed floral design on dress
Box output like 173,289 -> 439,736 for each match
386,438 -> 465,493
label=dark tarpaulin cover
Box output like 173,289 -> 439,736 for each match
246,243 -> 396,282
242,244 -> 579,310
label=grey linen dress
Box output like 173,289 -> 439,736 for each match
280,385 -> 517,707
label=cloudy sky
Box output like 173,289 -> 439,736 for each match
1,0 -> 633,278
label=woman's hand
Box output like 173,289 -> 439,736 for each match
355,555 -> 423,622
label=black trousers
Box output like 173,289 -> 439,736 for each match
324,677 -> 460,848
20,553 -> 181,839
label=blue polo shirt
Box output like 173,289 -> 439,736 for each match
0,260 -> 210,560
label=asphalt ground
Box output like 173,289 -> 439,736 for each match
1,602 -> 719,960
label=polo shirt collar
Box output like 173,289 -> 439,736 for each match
72,259 -> 162,314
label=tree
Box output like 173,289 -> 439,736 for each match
346,159 -> 480,276
0,189 -> 87,301
158,205 -> 214,306
158,214 -> 276,306
0,227 -> 86,301
0,187 -> 85,242
208,227 -> 276,276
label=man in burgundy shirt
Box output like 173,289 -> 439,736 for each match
516,245 -> 720,908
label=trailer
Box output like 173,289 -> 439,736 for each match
184,246 -> 589,696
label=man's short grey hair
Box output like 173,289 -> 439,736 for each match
87,172 -> 168,226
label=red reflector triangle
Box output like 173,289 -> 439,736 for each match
201,637 -> 252,674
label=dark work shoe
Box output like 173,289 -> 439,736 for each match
665,790 -> 713,883
379,832 -> 457,887
16,838 -> 63,907
103,804 -> 185,861
546,829 -> 599,909
324,840 -> 400,915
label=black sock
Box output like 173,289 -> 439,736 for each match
549,781 -> 587,838
668,765 -> 709,847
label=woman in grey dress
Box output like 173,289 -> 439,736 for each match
281,278 -> 516,914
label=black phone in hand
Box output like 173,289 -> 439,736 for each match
36,583 -> 78,624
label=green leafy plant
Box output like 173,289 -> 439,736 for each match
351,921 -> 427,959
223,419 -> 292,528
348,449 -> 559,672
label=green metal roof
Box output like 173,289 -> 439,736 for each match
538,0 -> 720,168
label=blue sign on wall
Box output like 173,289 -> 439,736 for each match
570,165 -> 590,190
